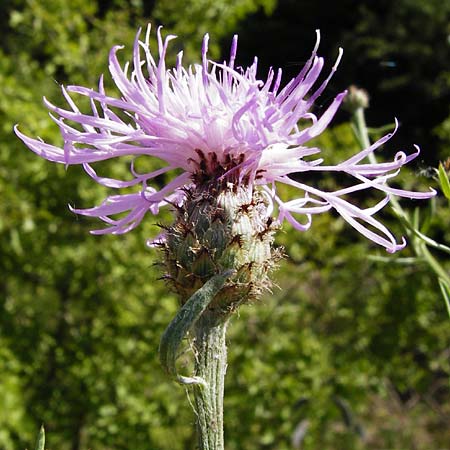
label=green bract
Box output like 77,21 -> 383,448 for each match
162,183 -> 282,310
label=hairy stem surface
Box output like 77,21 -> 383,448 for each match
193,312 -> 228,450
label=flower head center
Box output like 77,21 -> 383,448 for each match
190,148 -> 247,186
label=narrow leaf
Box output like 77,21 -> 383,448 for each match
438,163 -> 450,200
438,278 -> 450,318
392,207 -> 450,256
34,425 -> 45,450
159,270 -> 233,385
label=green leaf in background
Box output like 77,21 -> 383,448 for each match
34,425 -> 45,450
438,278 -> 450,317
438,163 -> 450,200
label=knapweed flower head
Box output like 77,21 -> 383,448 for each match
16,25 -> 435,259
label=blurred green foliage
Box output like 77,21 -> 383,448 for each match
1,1 -> 449,449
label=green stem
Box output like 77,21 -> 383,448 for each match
193,312 -> 228,450
354,107 -> 372,153
159,271 -> 232,386
159,272 -> 233,449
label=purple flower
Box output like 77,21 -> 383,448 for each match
15,25 -> 435,252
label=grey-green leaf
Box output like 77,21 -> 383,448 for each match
159,270 -> 233,385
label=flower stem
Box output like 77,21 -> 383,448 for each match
353,107 -> 373,159
193,311 -> 228,450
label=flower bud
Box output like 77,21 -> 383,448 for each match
344,85 -> 370,112
162,183 -> 282,312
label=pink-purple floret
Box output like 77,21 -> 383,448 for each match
15,25 -> 436,252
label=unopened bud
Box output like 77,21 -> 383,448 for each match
344,85 -> 370,112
